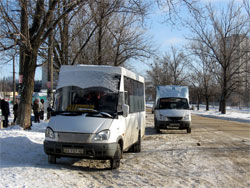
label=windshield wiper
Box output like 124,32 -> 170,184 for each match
87,111 -> 113,118
52,111 -> 84,116
99,112 -> 112,118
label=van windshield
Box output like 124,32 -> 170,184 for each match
54,86 -> 118,116
158,98 -> 189,110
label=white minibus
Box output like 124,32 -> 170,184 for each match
44,65 -> 145,169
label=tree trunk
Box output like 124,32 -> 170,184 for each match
97,25 -> 102,65
221,71 -> 227,114
197,96 -> 201,110
221,97 -> 226,114
18,50 -> 38,129
205,96 -> 209,111
17,1 -> 28,125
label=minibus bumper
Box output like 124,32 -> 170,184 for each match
44,140 -> 117,159
157,120 -> 190,129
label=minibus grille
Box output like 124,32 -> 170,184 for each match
168,117 -> 183,121
57,132 -> 92,143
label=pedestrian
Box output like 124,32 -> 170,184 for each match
13,99 -> 19,124
32,98 -> 40,123
40,99 -> 44,120
1,98 -> 10,128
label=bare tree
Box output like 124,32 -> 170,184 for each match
185,1 -> 250,114
243,0 -> 250,17
189,72 -> 203,110
87,0 -> 152,66
107,14 -> 154,66
147,46 -> 189,90
52,0 -> 152,69
156,0 -> 199,24
188,42 -> 218,111
0,0 -> 85,129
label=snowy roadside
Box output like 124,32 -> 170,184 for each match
191,106 -> 250,124
146,102 -> 250,124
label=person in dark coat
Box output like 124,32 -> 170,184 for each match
39,99 -> 44,120
13,100 -> 19,124
32,98 -> 40,123
1,99 -> 10,128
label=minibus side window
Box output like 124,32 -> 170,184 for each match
124,76 -> 144,113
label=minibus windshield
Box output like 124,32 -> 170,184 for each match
54,86 -> 119,116
158,98 -> 189,110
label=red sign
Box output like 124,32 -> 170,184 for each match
47,81 -> 51,89
19,75 -> 23,84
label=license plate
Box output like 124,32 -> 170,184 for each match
63,148 -> 84,154
169,124 -> 180,127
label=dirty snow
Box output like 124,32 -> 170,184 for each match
0,107 -> 250,188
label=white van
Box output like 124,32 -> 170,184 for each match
153,85 -> 191,134
43,65 -> 145,169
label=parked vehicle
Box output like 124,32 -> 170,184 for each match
153,85 -> 191,133
43,65 -> 145,169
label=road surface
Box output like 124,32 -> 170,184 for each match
1,110 -> 250,188
55,111 -> 250,187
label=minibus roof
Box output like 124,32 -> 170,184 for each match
56,65 -> 144,90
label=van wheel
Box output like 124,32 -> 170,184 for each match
110,144 -> 122,170
187,127 -> 191,134
155,120 -> 161,133
48,155 -> 56,164
155,119 -> 160,133
133,131 -> 141,153
154,119 -> 158,129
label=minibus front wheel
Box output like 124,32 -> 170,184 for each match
110,144 -> 122,170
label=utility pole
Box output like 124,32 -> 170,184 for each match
13,38 -> 18,105
47,31 -> 54,119
13,54 -> 16,105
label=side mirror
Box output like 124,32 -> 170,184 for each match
122,104 -> 129,117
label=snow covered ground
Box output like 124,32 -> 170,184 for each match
0,106 -> 249,188
192,105 -> 250,124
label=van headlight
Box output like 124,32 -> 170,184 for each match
45,127 -> 55,139
160,114 -> 168,121
93,130 -> 110,141
183,114 -> 190,121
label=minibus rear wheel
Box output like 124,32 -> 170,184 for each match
110,144 -> 122,170
48,155 -> 56,164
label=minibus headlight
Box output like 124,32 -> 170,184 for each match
93,130 -> 110,141
45,127 -> 55,139
183,114 -> 190,121
160,114 -> 168,121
